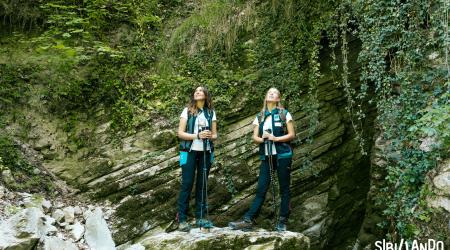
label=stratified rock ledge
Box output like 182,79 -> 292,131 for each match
129,227 -> 310,250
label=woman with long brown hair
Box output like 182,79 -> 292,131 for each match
176,86 -> 217,232
229,87 -> 295,232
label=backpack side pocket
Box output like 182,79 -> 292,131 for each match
179,151 -> 188,167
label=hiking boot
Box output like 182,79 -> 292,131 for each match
274,222 -> 286,232
196,218 -> 214,228
178,221 -> 191,232
228,218 -> 253,231
275,217 -> 287,232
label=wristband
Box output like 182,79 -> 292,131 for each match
197,133 -> 200,139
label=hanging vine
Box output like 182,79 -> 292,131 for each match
350,0 -> 449,240
330,0 -> 368,156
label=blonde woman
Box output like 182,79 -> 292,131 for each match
229,87 -> 295,232
177,86 -> 217,232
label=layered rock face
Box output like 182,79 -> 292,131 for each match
355,135 -> 390,249
6,37 -> 375,249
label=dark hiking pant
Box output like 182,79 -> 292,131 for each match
177,150 -> 211,222
244,155 -> 291,221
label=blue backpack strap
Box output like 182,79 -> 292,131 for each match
278,108 -> 288,126
279,108 -> 288,121
257,112 -> 262,124
257,110 -> 271,124
187,111 -> 196,133
182,109 -> 196,151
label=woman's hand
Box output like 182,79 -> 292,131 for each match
262,131 -> 270,139
198,130 -> 212,139
262,131 -> 277,141
267,134 -> 277,142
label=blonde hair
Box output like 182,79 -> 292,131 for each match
260,87 -> 284,114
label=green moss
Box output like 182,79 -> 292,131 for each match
91,160 -> 113,177
6,172 -> 55,193
93,182 -> 121,200
152,130 -> 177,150
0,133 -> 55,193
195,237 -> 252,250
276,237 -> 309,250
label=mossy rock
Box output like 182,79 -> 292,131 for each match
151,130 -> 177,150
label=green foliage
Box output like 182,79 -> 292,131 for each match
166,0 -> 256,55
0,0 -> 43,32
2,0 -> 339,132
0,134 -> 32,173
0,63 -> 32,114
329,1 -> 368,155
1,0 -> 170,132
38,0 -> 160,45
349,0 -> 449,241
0,134 -> 54,193
1,0 -> 448,242
408,91 -> 450,147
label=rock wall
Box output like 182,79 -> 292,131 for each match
2,36 -> 377,249
355,139 -> 450,250
422,159 -> 450,246
354,135 -> 390,249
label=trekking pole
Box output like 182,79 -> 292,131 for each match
265,129 -> 278,227
204,138 -> 209,223
200,125 -> 210,232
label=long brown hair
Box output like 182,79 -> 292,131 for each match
187,86 -> 214,115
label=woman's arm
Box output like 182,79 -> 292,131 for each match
178,118 -> 196,140
252,125 -> 265,144
268,121 -> 295,142
210,121 -> 218,140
